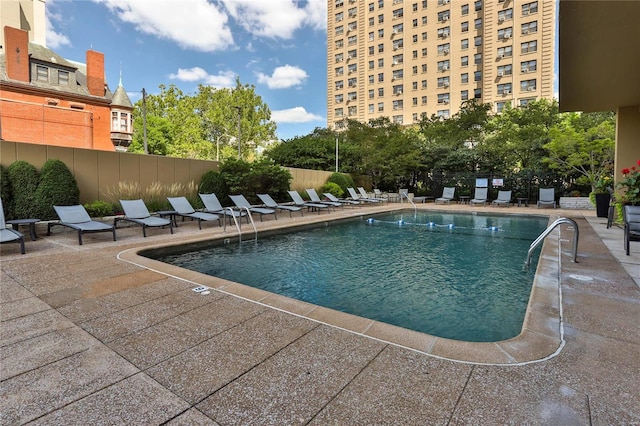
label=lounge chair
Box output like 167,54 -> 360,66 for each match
257,193 -> 303,217
0,197 -> 25,254
492,190 -> 512,207
47,205 -> 116,245
167,197 -> 221,229
306,188 -> 343,210
288,190 -> 329,213
347,187 -> 380,203
624,205 -> 640,255
199,193 -> 248,223
469,187 -> 488,206
537,188 -> 556,208
435,187 -> 456,204
358,187 -> 386,202
115,199 -> 173,237
229,194 -> 277,221
323,192 -> 360,205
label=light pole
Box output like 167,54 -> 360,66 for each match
233,106 -> 241,159
142,88 -> 148,154
335,135 -> 339,172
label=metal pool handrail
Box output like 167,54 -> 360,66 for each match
223,206 -> 257,242
400,190 -> 417,215
525,217 -> 579,269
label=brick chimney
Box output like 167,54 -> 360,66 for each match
4,26 -> 30,82
86,50 -> 105,97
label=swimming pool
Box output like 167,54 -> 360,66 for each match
148,211 -> 548,342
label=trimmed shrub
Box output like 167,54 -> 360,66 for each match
219,158 -> 251,197
326,172 -> 355,194
34,159 -> 80,220
0,165 -> 11,209
7,161 -> 39,220
246,159 -> 292,203
319,181 -> 344,198
199,170 -> 229,204
84,200 -> 115,217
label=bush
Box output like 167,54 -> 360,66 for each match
319,181 -> 344,198
246,159 -> 292,203
219,158 -> 251,196
199,170 -> 229,204
84,200 -> 115,217
326,172 -> 355,194
105,181 -> 199,212
0,165 -> 11,208
7,161 -> 39,220
34,159 -> 80,220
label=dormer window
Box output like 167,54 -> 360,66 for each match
36,65 -> 48,82
111,111 -> 131,133
58,70 -> 69,86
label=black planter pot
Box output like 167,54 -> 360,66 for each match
595,193 -> 611,218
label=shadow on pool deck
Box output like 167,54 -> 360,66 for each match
1,203 -> 639,424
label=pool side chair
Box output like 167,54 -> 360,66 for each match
358,187 -> 386,202
0,197 -> 25,254
323,192 -> 361,206
167,197 -> 221,229
116,199 -> 173,237
306,188 -> 343,210
347,187 -> 379,203
624,205 -> 640,255
47,205 -> 116,245
537,188 -> 556,209
492,190 -> 512,207
199,193 -> 248,224
257,193 -> 303,217
229,194 -> 277,221
435,187 -> 455,204
469,187 -> 488,206
288,190 -> 329,214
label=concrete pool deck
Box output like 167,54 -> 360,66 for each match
1,202 -> 639,424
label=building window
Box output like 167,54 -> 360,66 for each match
348,7 -> 357,17
336,25 -> 344,36
369,89 -> 375,98
474,71 -> 482,81
412,50 -> 418,59
421,95 -> 428,105
412,34 -> 418,43
392,100 -> 403,110
335,66 -> 344,76
474,36 -> 482,46
392,39 -> 404,50
497,64 -> 512,76
474,53 -> 482,64
336,0 -> 343,7
461,56 -> 469,66
378,43 -> 384,53
412,97 -> 418,106
348,91 -> 357,101
522,1 -> 538,16
369,104 -> 375,113
378,28 -> 384,38
497,46 -> 513,58
474,88 -> 482,99
392,69 -> 404,80
438,27 -> 450,38
378,73 -> 384,82
474,0 -> 482,12
378,102 -> 384,111
438,44 -> 450,55
461,39 -> 469,49
412,113 -> 419,122
519,97 -> 536,106
378,0 -> 384,8
336,80 -> 344,90
369,46 -> 375,55
378,58 -> 384,67
348,21 -> 357,31
437,110 -> 450,119
336,39 -> 344,48
422,32 -> 428,41
392,115 -> 403,124
392,54 -> 404,65
521,79 -> 537,91
336,94 -> 344,103
521,21 -> 538,35
497,83 -> 512,95
369,17 -> 375,26
521,60 -> 537,73
438,93 -> 450,104
461,21 -> 469,32
392,23 -> 404,34
348,49 -> 357,59
461,90 -> 469,100
369,2 -> 374,11
437,11 -> 450,22
348,106 -> 357,115
393,8 -> 404,19
413,2 -> 418,11
422,47 -> 429,56
378,14 -> 384,23
369,60 -> 375,70
498,27 -> 513,40
498,8 -> 513,21
521,40 -> 537,54
421,80 -> 427,89
36,65 -> 49,82
496,102 -> 506,113
421,63 -> 428,73
461,73 -> 469,83
438,76 -> 450,88
461,4 -> 469,15
474,18 -> 482,29
412,81 -> 418,90
437,60 -> 450,72
335,108 -> 344,117
422,0 -> 427,8
412,65 -> 418,74
58,70 -> 69,86
335,53 -> 344,63
412,18 -> 418,28
378,88 -> 384,96
348,77 -> 357,87
336,11 -> 344,21
393,84 -> 404,95
348,35 -> 357,45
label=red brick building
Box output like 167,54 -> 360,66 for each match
0,24 -> 133,151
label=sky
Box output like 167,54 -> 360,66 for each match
45,0 -> 329,140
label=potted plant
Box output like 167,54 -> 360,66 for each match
590,176 -> 612,218
616,160 -> 640,206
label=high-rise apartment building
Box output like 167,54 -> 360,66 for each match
327,0 -> 556,129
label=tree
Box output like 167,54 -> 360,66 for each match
265,127 -> 337,170
544,111 -> 615,192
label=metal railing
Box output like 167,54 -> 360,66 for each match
400,190 -> 417,215
525,217 -> 579,270
223,206 -> 257,243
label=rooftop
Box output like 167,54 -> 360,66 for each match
1,202 -> 638,423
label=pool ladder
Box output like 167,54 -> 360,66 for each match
223,207 -> 257,243
525,217 -> 579,270
400,190 -> 417,215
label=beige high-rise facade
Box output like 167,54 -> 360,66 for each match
327,0 -> 556,129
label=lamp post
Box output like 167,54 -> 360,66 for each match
335,135 -> 339,172
141,88 -> 148,154
233,106 -> 241,159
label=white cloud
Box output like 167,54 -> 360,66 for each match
256,65 -> 308,89
95,0 -> 234,52
169,67 -> 236,88
45,2 -> 72,48
221,0 -> 324,39
271,107 -> 322,123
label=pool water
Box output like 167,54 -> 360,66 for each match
151,211 -> 548,342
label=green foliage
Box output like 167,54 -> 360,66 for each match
265,127 -> 337,170
34,159 -> 80,220
246,159 -> 292,202
219,158 -> 252,197
83,200 -> 115,217
6,161 -> 39,220
104,181 -> 198,212
616,160 -> 640,205
199,170 -> 228,203
0,165 -> 11,208
319,181 -> 343,198
326,172 -> 355,194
